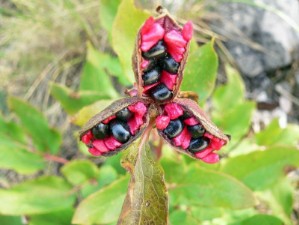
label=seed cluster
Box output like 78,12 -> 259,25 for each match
156,103 -> 226,162
139,17 -> 192,102
81,102 -> 147,156
80,12 -> 229,164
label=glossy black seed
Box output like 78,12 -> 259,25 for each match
143,59 -> 158,72
142,41 -> 166,59
164,119 -> 183,138
188,137 -> 209,153
151,83 -> 173,102
187,124 -> 205,138
110,120 -> 131,143
92,123 -> 109,139
116,108 -> 133,121
142,68 -> 161,86
180,111 -> 192,120
162,56 -> 180,74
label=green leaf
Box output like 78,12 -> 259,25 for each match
213,65 -> 246,112
211,66 -> 256,146
7,97 -> 61,154
169,164 -> 255,209
181,41 -> 218,101
112,0 -> 149,84
0,216 -> 22,225
170,206 -> 224,225
170,210 -> 198,225
0,114 -> 26,144
80,43 -> 119,97
271,179 -> 294,218
221,147 -> 299,190
72,176 -> 129,224
117,142 -> 168,225
0,141 -> 45,174
231,214 -> 283,225
61,160 -> 99,186
71,99 -> 114,126
213,102 -> 255,146
99,0 -> 121,34
254,179 -> 294,224
81,165 -> 119,198
29,208 -> 74,225
50,83 -> 110,115
255,119 -> 299,147
0,176 -> 75,215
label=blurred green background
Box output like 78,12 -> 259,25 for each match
0,0 -> 299,224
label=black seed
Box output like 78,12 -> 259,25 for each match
188,137 -> 209,153
164,119 -> 183,138
110,120 -> 131,143
180,110 -> 192,120
116,108 -> 133,121
187,124 -> 205,138
142,41 -> 166,59
143,59 -> 158,73
151,83 -> 173,102
162,56 -> 180,74
92,123 -> 109,139
142,68 -> 161,86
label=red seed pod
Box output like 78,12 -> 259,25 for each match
132,8 -> 193,103
79,97 -> 150,156
155,99 -> 230,164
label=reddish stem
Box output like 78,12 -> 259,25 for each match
44,153 -> 69,164
156,137 -> 163,159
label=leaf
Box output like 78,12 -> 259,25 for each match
71,99 -> 114,126
213,102 -> 255,146
72,176 -> 129,224
221,147 -> 299,190
29,208 -> 74,225
61,160 -> 99,186
50,83 -> 110,115
170,206 -> 223,225
0,114 -> 27,144
170,210 -> 198,225
7,97 -> 61,154
213,65 -> 246,112
211,66 -> 256,146
0,141 -> 45,174
80,43 -> 119,97
0,176 -> 75,215
112,0 -> 149,84
181,41 -> 218,102
254,179 -> 294,224
231,214 -> 283,225
0,216 -> 22,225
271,179 -> 294,218
255,118 -> 299,147
160,150 -> 254,209
81,165 -> 119,198
117,142 -> 168,225
99,0 -> 121,34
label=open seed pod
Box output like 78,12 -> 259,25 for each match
79,97 -> 150,156
155,98 -> 230,163
132,8 -> 193,103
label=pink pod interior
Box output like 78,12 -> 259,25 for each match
155,102 -> 227,163
139,17 -> 193,96
81,102 -> 148,156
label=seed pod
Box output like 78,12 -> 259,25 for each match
132,8 -> 193,102
155,99 -> 230,163
79,97 -> 150,157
